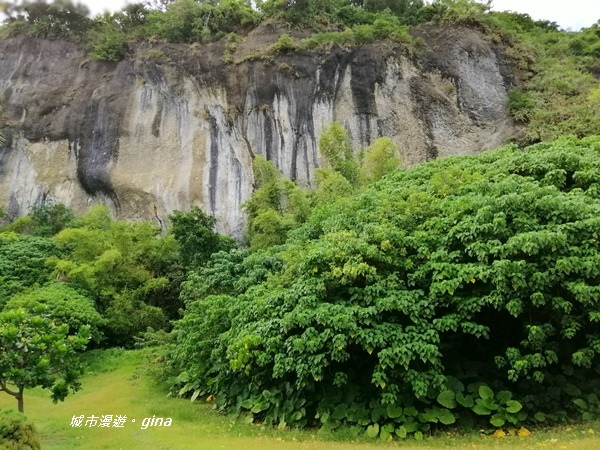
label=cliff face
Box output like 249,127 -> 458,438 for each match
0,26 -> 515,236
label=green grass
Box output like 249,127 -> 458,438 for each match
1,349 -> 600,450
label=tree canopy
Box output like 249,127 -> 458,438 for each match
0,308 -> 90,413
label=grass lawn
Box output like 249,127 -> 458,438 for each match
1,349 -> 600,450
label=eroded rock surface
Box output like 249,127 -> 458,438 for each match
0,26 -> 515,236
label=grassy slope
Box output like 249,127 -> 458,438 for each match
1,349 -> 600,450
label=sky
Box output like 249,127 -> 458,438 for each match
36,1 -> 600,31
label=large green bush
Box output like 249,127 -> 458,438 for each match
47,206 -> 177,346
4,282 -> 106,344
0,409 -> 40,450
0,233 -> 60,309
173,136 -> 600,437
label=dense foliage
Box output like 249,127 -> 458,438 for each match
172,136 -> 600,438
0,232 -> 60,309
0,203 -> 232,348
4,283 -> 106,344
0,409 -> 40,450
47,206 -> 176,345
1,0 -> 600,440
170,206 -> 236,269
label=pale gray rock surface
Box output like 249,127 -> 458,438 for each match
0,26 -> 515,237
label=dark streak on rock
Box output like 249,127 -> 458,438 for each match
207,113 -> 219,216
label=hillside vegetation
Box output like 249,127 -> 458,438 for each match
169,136 -> 600,439
2,0 -> 600,447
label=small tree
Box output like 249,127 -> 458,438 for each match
169,207 -> 236,269
0,308 -> 90,413
359,136 -> 400,185
319,122 -> 359,187
29,203 -> 75,237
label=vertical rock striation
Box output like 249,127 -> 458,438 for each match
0,26 -> 514,236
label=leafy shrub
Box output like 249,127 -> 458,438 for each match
169,206 -> 236,269
223,32 -> 241,62
173,136 -> 600,437
242,156 -> 311,249
0,0 -> 92,42
417,0 -> 493,30
29,203 -> 75,237
47,206 -> 179,346
267,34 -> 298,53
507,88 -> 536,122
89,25 -> 127,61
0,308 -> 91,413
319,122 -> 359,186
359,137 -> 400,185
0,233 -> 60,309
142,0 -> 258,43
4,282 -> 106,344
0,409 -> 40,450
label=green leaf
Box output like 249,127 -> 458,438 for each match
251,401 -> 270,413
490,414 -> 506,427
481,398 -> 500,411
395,426 -> 407,438
496,390 -> 512,404
419,409 -> 438,423
472,403 -> 492,416
380,428 -> 392,441
456,393 -> 475,408
332,404 -> 347,420
505,400 -> 522,414
438,408 -> 456,425
564,383 -> 581,396
517,410 -> 528,421
190,390 -> 200,402
479,385 -> 494,400
365,423 -> 380,438
506,414 -> 519,425
437,390 -> 457,409
404,420 -> 419,433
387,404 -> 403,419
403,406 -> 418,417
534,412 -> 546,422
240,398 -> 254,409
414,431 -> 424,440
358,417 -> 371,426
573,399 -> 588,409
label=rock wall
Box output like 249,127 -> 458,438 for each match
0,26 -> 515,236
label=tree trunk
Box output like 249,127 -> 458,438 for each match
0,382 -> 23,413
17,387 -> 24,413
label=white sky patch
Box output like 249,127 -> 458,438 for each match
80,0 -> 131,17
